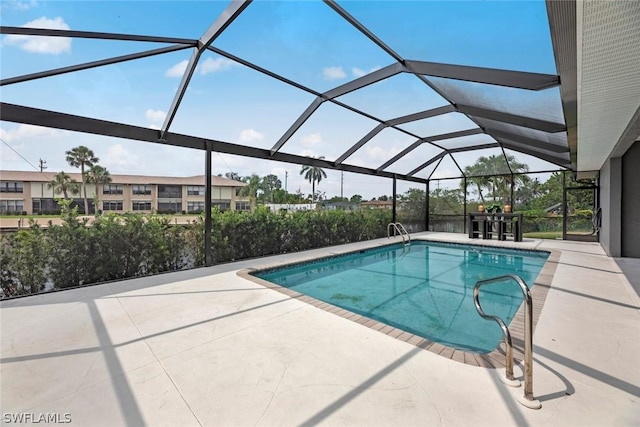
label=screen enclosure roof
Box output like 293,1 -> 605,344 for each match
1,0 -> 579,184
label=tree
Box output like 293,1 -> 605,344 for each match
463,163 -> 490,204
526,172 -> 564,211
272,189 -> 288,204
429,188 -> 463,215
399,188 -> 426,214
300,158 -> 327,202
0,234 -> 18,297
328,196 -> 348,203
272,188 -> 304,204
523,172 -> 594,213
46,199 -> 91,288
85,165 -> 112,215
461,154 -> 529,204
350,194 -> 363,203
66,145 -> 99,215
225,172 -> 242,181
515,176 -> 541,207
240,174 -> 261,208
261,174 -> 282,203
48,172 -> 80,200
12,223 -> 49,294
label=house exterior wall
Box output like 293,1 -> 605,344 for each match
600,141 -> 640,258
30,182 -> 54,198
622,141 -> 640,257
599,157 -> 622,257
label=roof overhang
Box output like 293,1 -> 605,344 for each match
547,0 -> 640,176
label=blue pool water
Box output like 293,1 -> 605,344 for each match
254,241 -> 549,353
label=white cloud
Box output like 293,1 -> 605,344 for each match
301,133 -> 322,147
200,57 -> 235,75
214,152 -> 244,169
431,168 -> 457,180
165,57 -> 236,78
352,68 -> 366,78
270,166 -> 287,176
352,66 -> 381,78
0,124 -> 67,171
166,60 -> 188,78
366,145 -> 400,161
2,0 -> 38,11
0,124 -> 62,142
322,66 -> 346,80
145,109 -> 166,123
238,128 -> 264,143
0,131 -> 23,164
4,16 -> 71,54
104,144 -> 139,169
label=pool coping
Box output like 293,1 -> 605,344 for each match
238,238 -> 561,370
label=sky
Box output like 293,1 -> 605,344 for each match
0,0 -> 563,200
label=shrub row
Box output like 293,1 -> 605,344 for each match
1,205 -> 391,298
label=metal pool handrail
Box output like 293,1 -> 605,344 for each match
473,274 -> 541,409
387,222 -> 410,244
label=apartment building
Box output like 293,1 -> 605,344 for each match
0,170 -> 249,215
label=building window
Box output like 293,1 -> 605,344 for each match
212,201 -> 230,211
103,201 -> 123,211
187,201 -> 205,213
0,200 -> 24,213
132,185 -> 151,195
103,184 -> 123,195
187,186 -> 205,196
32,198 -> 60,214
235,201 -> 250,211
158,185 -> 181,198
157,202 -> 182,213
132,201 -> 152,211
0,181 -> 24,193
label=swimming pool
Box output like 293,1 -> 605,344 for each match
253,241 -> 549,353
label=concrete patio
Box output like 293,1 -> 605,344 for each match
1,233 -> 638,426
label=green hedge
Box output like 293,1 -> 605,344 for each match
1,205 -> 391,298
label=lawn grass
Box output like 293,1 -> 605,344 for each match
523,231 -> 562,239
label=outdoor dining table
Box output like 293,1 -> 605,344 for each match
468,212 -> 523,242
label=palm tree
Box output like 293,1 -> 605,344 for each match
66,145 -> 98,215
462,162 -> 490,204
461,154 -> 529,204
300,157 -> 327,202
47,172 -> 80,200
239,174 -> 261,210
85,165 -> 112,215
